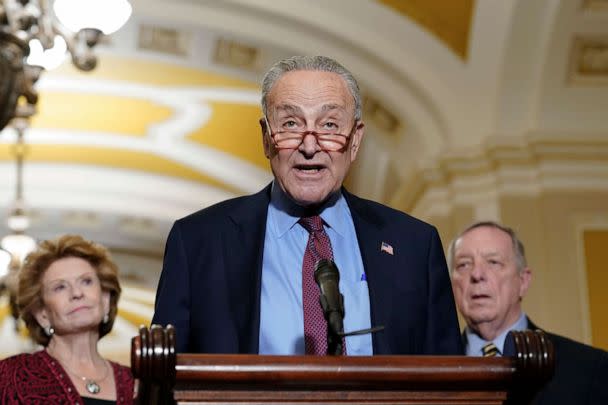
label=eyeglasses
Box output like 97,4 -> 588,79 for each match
264,116 -> 355,152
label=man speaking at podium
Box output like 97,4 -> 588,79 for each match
152,55 -> 462,356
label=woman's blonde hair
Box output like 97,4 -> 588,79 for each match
17,234 -> 122,346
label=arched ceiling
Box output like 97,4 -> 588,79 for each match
25,68 -> 273,191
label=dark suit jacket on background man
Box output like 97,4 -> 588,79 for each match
527,319 -> 608,405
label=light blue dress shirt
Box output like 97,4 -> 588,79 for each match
465,312 -> 529,356
259,184 -> 373,355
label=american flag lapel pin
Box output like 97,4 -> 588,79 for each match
380,241 -> 394,255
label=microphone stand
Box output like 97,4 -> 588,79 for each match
318,293 -> 345,355
327,326 -> 386,356
327,329 -> 343,356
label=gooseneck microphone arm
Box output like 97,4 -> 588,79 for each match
314,259 -> 385,356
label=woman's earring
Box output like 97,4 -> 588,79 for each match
44,326 -> 54,336
103,313 -> 109,324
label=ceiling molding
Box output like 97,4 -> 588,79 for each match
392,132 -> 608,218
138,24 -> 193,57
568,36 -> 608,85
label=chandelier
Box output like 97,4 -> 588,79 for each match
0,0 -> 132,127
0,0 -> 132,275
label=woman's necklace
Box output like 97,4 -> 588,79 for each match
54,355 -> 111,395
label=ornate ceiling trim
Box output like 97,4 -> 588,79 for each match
0,143 -> 233,190
0,65 -> 270,190
392,132 -> 608,217
568,36 -> 608,85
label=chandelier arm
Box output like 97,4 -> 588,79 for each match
3,1 -> 24,35
38,0 -> 59,48
0,32 -> 27,128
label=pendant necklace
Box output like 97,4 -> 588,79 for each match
58,357 -> 111,395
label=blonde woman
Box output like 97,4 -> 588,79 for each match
0,235 -> 133,404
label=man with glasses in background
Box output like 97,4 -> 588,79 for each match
448,221 -> 608,404
153,56 -> 462,356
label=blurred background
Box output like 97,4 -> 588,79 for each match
1,0 -> 607,364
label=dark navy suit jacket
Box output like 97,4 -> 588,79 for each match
152,185 -> 463,355
466,319 -> 608,404
527,320 -> 608,405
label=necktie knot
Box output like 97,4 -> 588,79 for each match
299,215 -> 324,233
482,342 -> 500,357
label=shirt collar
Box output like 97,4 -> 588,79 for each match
268,181 -> 349,238
465,312 -> 528,356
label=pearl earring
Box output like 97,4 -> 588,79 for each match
45,326 -> 54,336
102,313 -> 109,324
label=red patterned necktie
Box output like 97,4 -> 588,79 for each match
299,215 -> 346,355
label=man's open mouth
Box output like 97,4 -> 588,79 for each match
295,164 -> 324,173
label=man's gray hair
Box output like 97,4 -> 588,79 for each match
447,221 -> 528,275
261,55 -> 362,121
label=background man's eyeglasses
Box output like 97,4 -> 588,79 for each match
264,116 -> 354,152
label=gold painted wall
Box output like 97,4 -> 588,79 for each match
31,93 -> 173,135
500,195 -> 551,329
377,0 -> 474,59
583,230 -> 608,351
427,205 -> 475,332
500,191 -> 608,346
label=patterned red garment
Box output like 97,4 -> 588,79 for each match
0,350 -> 134,404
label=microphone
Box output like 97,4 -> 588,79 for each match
314,259 -> 345,338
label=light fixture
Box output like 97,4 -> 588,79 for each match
0,0 -> 132,127
53,0 -> 132,36
1,0 -> 131,259
1,119 -> 37,267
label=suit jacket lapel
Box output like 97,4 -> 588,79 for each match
343,189 -> 392,354
527,317 -> 540,331
224,184 -> 271,353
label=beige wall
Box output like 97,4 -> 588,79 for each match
534,191 -> 608,343
423,188 -> 608,347
500,195 -> 548,331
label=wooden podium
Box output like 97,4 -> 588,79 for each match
132,325 -> 554,405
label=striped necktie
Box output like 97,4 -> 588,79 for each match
482,342 -> 499,357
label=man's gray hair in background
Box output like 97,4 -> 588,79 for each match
261,55 -> 362,121
447,221 -> 528,274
